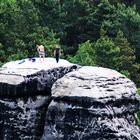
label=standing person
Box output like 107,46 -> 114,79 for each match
54,44 -> 61,63
37,44 -> 45,62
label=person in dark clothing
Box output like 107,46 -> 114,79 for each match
54,44 -> 61,63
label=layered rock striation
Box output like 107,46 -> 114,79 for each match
0,58 -> 79,97
0,58 -> 80,140
0,58 -> 140,140
42,66 -> 140,140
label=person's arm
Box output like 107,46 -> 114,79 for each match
37,47 -> 39,52
37,46 -> 42,53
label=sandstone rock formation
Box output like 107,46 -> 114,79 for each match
0,59 -> 140,140
0,58 -> 80,140
42,66 -> 140,140
0,58 -> 79,96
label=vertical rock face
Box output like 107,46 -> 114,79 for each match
0,58 -> 80,140
0,96 -> 50,140
42,66 -> 140,140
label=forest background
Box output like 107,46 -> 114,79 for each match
0,0 -> 140,124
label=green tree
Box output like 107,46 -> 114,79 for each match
114,30 -> 140,85
0,0 -> 59,62
115,30 -> 135,71
32,0 -> 96,55
0,43 -> 6,66
95,28 -> 120,69
99,3 -> 140,65
68,40 -> 95,66
113,4 -> 140,63
93,0 -> 116,37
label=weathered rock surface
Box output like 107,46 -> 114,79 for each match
0,58 -> 79,97
0,58 -> 80,140
0,96 -> 50,140
0,58 -> 140,140
42,66 -> 140,140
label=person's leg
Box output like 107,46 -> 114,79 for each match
39,52 -> 44,62
43,53 -> 45,61
56,53 -> 59,63
39,53 -> 41,62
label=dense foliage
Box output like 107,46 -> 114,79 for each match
0,0 -> 140,87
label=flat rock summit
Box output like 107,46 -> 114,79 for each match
0,57 -> 79,96
0,58 -> 139,140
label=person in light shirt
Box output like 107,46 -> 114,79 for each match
37,44 -> 45,62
